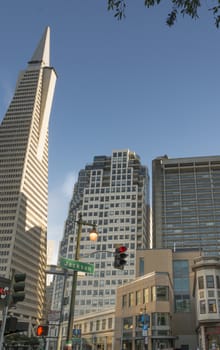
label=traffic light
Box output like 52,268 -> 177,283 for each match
5,317 -> 17,334
12,273 -> 26,304
36,325 -> 49,336
114,246 -> 128,270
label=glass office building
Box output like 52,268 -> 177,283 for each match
152,155 -> 220,256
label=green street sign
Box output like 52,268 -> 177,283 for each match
60,257 -> 94,273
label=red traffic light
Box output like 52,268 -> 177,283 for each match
114,246 -> 128,270
116,246 -> 127,253
36,325 -> 48,336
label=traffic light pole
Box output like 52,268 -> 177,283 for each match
56,269 -> 68,350
64,213 -> 98,350
0,270 -> 14,350
0,303 -> 9,348
64,217 -> 82,350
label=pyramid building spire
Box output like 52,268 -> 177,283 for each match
29,26 -> 50,66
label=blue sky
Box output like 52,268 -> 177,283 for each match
1,1 -> 220,262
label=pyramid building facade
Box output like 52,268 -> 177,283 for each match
0,27 -> 57,326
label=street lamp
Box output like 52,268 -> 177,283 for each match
140,305 -> 149,350
64,213 -> 98,350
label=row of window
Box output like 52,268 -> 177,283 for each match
84,202 -> 137,210
75,317 -> 113,334
123,312 -> 170,330
77,278 -> 127,287
122,286 -> 169,308
83,210 -> 137,216
75,298 -> 115,306
198,275 -> 220,289
200,299 -> 220,314
77,289 -> 116,297
84,187 -> 138,195
84,194 -> 137,202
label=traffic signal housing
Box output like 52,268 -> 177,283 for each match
36,325 -> 49,336
12,273 -> 26,304
114,246 -> 128,270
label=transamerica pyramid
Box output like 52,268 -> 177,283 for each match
0,27 -> 57,332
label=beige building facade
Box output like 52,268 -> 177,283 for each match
115,249 -> 199,350
47,308 -> 115,350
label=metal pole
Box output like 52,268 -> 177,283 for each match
0,270 -> 14,349
0,304 -> 9,349
64,213 -> 83,350
56,270 -> 68,350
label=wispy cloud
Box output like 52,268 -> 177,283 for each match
47,171 -> 77,262
61,171 -> 77,198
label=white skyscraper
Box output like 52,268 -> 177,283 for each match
52,150 -> 150,322
0,27 -> 57,328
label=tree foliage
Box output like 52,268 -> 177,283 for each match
107,0 -> 220,28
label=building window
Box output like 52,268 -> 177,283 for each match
122,294 -> 127,308
216,275 -> 220,289
139,257 -> 144,276
206,275 -> 214,288
208,299 -> 217,313
199,291 -> 205,298
151,286 -> 169,301
108,318 -> 112,329
200,300 -> 206,314
173,260 -> 190,312
198,276 -> 204,289
152,313 -> 169,326
136,290 -> 141,305
208,290 -> 215,298
129,292 -> 134,307
143,288 -> 149,304
102,319 -> 106,330
123,317 -> 133,330
174,295 -> 190,312
96,320 -> 100,331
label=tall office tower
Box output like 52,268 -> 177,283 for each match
0,27 -> 57,326
52,150 -> 150,317
152,155 -> 220,256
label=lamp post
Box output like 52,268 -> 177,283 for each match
140,305 -> 148,350
64,213 -> 98,350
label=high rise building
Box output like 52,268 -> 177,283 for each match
0,27 -> 57,327
52,150 -> 150,318
152,155 -> 220,256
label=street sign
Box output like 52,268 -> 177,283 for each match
73,328 -> 81,337
60,257 -> 94,273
